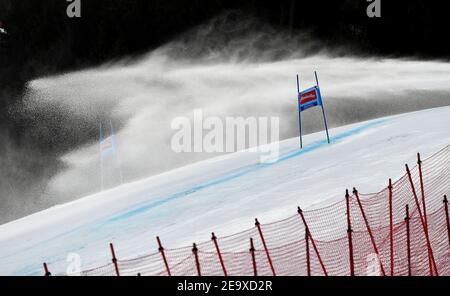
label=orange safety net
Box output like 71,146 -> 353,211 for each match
58,145 -> 450,276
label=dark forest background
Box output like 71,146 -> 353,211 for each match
1,0 -> 450,222
1,0 -> 450,143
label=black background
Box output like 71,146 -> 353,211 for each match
1,0 -> 449,147
0,0 -> 450,222
0,276 -> 445,293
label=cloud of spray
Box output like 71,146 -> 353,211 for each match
3,14 -> 450,223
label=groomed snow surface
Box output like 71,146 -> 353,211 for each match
0,106 -> 450,275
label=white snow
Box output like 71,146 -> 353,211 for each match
0,106 -> 449,275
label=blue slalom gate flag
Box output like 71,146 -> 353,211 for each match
298,86 -> 323,112
296,71 -> 330,148
99,121 -> 124,191
100,135 -> 116,158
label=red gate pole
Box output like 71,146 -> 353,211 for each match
444,196 -> 450,247
305,228 -> 311,276
405,205 -> 412,276
192,243 -> 201,276
250,238 -> 258,276
156,236 -> 171,276
255,218 -> 276,276
388,179 -> 394,276
297,207 -> 328,276
405,164 -> 438,276
211,233 -> 228,276
353,188 -> 386,276
346,190 -> 355,276
109,243 -> 120,276
43,262 -> 51,276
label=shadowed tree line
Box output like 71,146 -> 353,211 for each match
0,0 -> 449,223
0,1 -> 448,83
0,0 -> 448,152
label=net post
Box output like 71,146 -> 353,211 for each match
43,262 -> 51,276
346,190 -> 355,276
388,178 -> 394,276
305,227 -> 311,276
405,164 -> 438,276
297,207 -> 328,276
255,218 -> 276,276
211,232 -> 228,276
444,196 -> 450,247
156,236 -> 171,276
405,205 -> 412,276
353,187 -> 386,276
109,243 -> 120,276
417,153 -> 432,273
249,238 -> 257,276
192,243 -> 201,276
417,154 -> 428,230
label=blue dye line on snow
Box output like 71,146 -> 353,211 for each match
2,118 -> 388,276
104,118 -> 387,224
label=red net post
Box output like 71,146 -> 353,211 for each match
109,243 -> 120,276
156,236 -> 171,276
211,232 -> 228,276
346,190 -> 355,276
305,228 -> 311,276
249,238 -> 257,276
297,207 -> 328,276
43,262 -> 51,276
255,218 -> 276,276
388,179 -> 394,276
406,164 -> 438,276
444,196 -> 450,247
353,188 -> 386,276
405,205 -> 412,276
417,153 -> 433,274
417,154 -> 428,230
192,243 -> 201,276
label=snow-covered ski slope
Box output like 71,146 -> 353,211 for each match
1,106 -> 450,275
